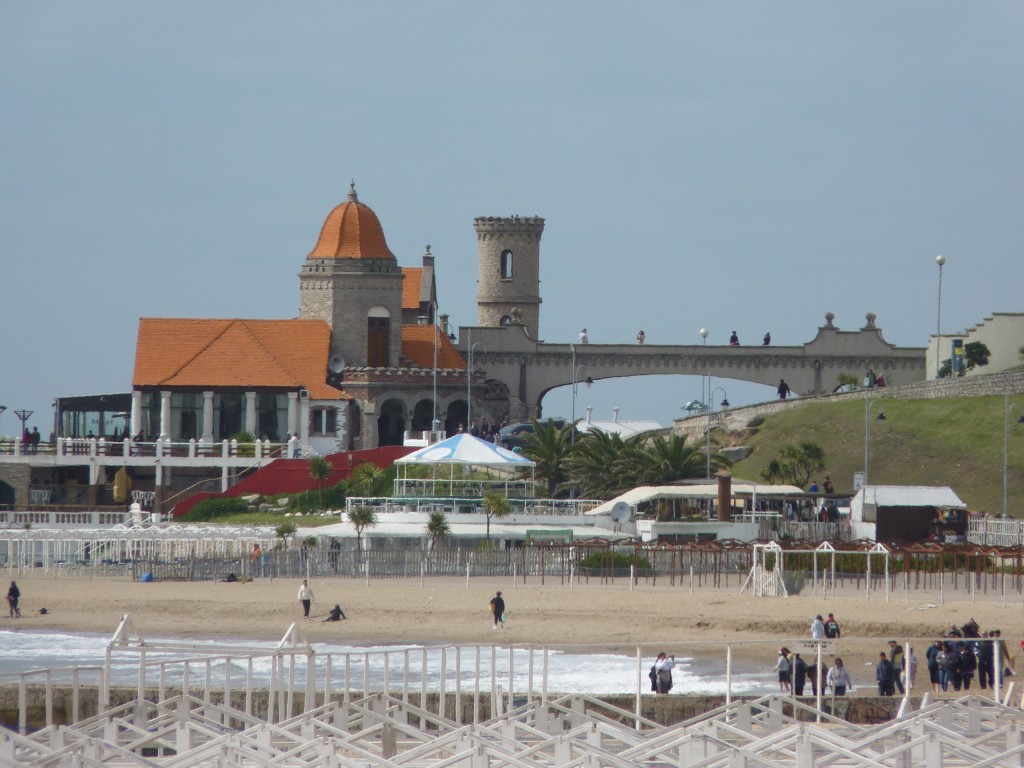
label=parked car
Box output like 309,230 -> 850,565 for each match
499,418 -> 568,449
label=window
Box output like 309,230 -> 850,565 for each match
311,407 -> 337,436
500,315 -> 512,326
500,249 -> 513,279
367,307 -> 391,367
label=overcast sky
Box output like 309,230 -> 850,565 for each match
2,2 -> 1021,436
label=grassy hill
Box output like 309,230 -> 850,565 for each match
727,393 -> 1024,516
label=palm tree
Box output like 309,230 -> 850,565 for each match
347,505 -> 378,552
308,455 -> 333,511
425,512 -> 451,552
519,418 -> 574,497
564,430 -> 630,499
628,433 -> 715,486
482,491 -> 511,542
346,462 -> 387,497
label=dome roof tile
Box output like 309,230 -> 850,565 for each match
307,182 -> 395,260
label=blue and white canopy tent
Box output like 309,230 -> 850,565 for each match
393,433 -> 536,498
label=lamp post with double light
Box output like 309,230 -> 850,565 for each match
1004,394 -> 1023,517
467,338 -> 486,429
864,396 -> 885,487
569,344 -> 592,444
935,255 -> 946,379
706,385 -> 729,479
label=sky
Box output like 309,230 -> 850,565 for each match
1,2 -> 1022,437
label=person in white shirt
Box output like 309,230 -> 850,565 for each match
827,657 -> 853,695
297,579 -> 314,619
579,329 -> 589,344
810,615 -> 826,640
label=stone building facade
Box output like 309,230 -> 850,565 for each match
474,216 -> 545,340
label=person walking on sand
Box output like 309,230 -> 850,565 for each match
810,615 -> 825,640
7,581 -> 21,618
489,591 -> 505,630
297,579 -> 314,619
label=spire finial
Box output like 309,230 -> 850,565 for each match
425,244 -> 431,254
347,179 -> 358,203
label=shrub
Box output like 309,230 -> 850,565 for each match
289,482 -> 347,513
180,497 -> 250,522
783,571 -> 806,596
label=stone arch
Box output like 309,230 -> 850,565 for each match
445,399 -> 468,437
411,399 -> 434,433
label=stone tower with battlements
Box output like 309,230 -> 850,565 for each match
474,216 -> 544,340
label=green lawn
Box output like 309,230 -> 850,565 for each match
729,393 -> 1024,515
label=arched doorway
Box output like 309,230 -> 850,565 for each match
376,399 -> 406,446
411,399 -> 434,433
446,400 -> 468,437
0,480 -> 14,509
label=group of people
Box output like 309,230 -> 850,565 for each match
925,619 -> 1014,693
461,418 -> 505,444
19,427 -> 41,454
774,648 -> 852,696
295,579 -> 347,622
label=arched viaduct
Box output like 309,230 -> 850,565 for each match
460,315 -> 927,422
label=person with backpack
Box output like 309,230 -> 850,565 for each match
489,591 -> 505,630
888,641 -> 905,694
653,652 -> 675,694
824,613 -> 841,639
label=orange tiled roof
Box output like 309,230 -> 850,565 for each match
401,325 -> 466,369
307,184 -> 395,261
402,267 -> 423,310
133,318 -> 346,400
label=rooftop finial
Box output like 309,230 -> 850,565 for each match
425,244 -> 431,254
347,179 -> 358,203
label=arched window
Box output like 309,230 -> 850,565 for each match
500,249 -> 513,279
367,307 -> 391,367
499,315 -> 512,326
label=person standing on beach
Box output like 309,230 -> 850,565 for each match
827,658 -> 853,696
489,591 -> 505,630
824,613 -> 841,639
926,640 -> 942,692
876,652 -> 895,696
810,615 -> 825,640
792,654 -> 808,695
888,641 -> 905,694
655,652 -> 676,694
774,648 -> 791,693
7,581 -> 20,618
297,579 -> 314,619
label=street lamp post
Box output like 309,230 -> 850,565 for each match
13,409 -> 33,437
700,328 -> 708,345
706,385 -> 729,479
467,337 -> 486,429
935,255 -> 946,379
864,396 -> 884,487
1004,393 -> 1022,517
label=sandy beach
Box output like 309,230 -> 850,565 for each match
3,574 -> 1020,674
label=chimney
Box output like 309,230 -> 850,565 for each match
585,406 -> 593,424
612,407 -> 620,423
717,472 -> 732,522
422,244 -> 434,269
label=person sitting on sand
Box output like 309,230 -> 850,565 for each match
323,604 -> 347,622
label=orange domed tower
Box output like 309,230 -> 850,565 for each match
299,182 -> 404,368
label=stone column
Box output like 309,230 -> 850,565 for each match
299,396 -> 311,448
159,391 -> 171,441
130,391 -> 142,439
202,391 -> 215,444
245,392 -> 257,436
287,392 -> 299,438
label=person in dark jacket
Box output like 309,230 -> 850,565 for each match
888,641 -> 905,694
793,654 -> 808,696
958,645 -> 977,690
876,652 -> 895,696
977,632 -> 995,689
6,581 -> 20,618
926,641 -> 942,693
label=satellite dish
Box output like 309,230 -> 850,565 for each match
328,355 -> 346,373
610,502 -> 632,525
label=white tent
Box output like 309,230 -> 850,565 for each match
393,433 -> 535,497
585,483 -> 805,516
395,433 -> 535,467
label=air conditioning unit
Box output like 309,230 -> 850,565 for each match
299,389 -> 309,399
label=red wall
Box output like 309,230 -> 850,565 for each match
171,445 -> 414,518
